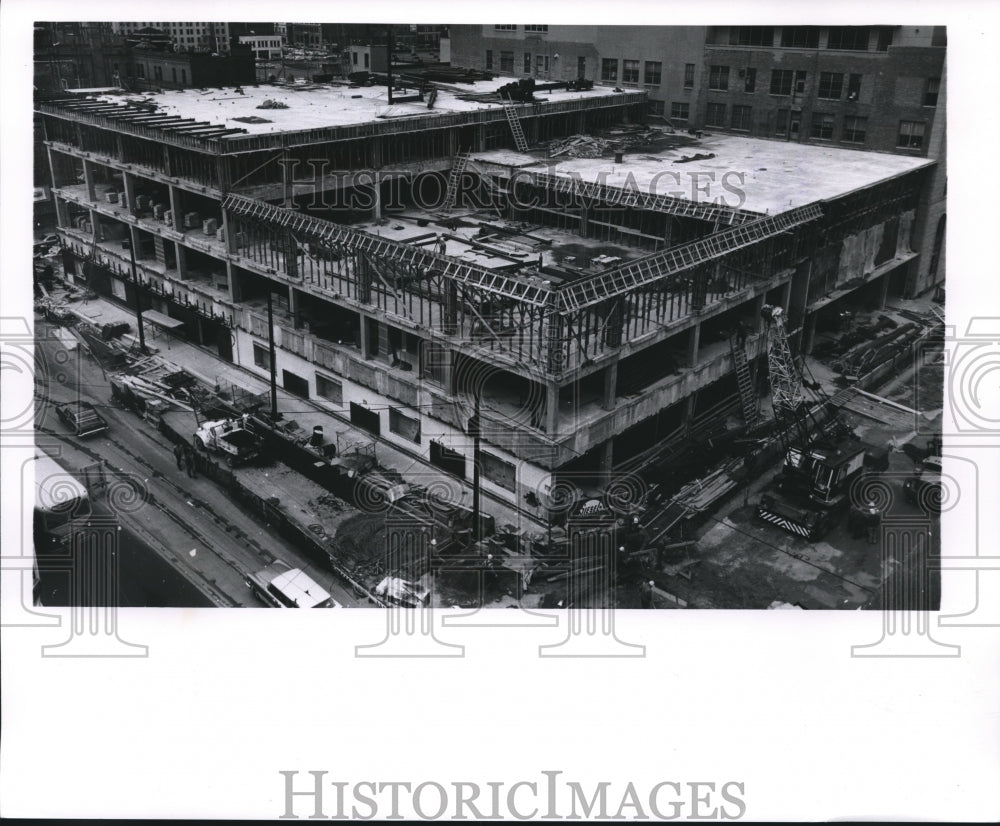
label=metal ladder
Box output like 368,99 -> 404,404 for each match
502,98 -> 529,152
729,335 -> 759,427
443,150 -> 471,212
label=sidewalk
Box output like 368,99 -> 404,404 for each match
56,290 -> 544,537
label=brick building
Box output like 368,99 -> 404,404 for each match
449,25 -> 707,121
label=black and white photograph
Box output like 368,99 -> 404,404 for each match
2,2 -> 998,821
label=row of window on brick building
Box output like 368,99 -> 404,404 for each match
699,103 -> 926,149
485,49 -> 689,89
491,25 -> 900,51
705,64 -> 939,107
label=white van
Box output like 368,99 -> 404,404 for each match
246,561 -> 340,608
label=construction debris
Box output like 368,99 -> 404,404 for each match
549,134 -> 613,158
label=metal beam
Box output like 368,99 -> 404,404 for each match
222,193 -> 555,308
558,203 -> 824,313
504,167 -> 762,226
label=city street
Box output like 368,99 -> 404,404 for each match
33,319 -> 362,607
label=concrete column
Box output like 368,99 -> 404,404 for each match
167,184 -> 183,233
602,360 -> 618,411
356,254 -> 372,303
54,196 -> 71,229
753,293 -> 767,332
598,439 -> 614,485
287,286 -> 298,316
46,146 -> 59,192
780,279 -> 793,314
448,130 -> 458,158
545,381 -> 560,435
82,159 -> 96,202
878,273 -> 891,310
285,232 -> 299,279
372,174 -> 382,220
377,321 -> 391,358
687,323 -> 701,368
663,215 -> 672,247
802,311 -> 818,355
476,125 -> 486,152
162,145 -> 172,177
443,280 -> 458,334
360,315 -> 372,359
579,205 -> 590,235
221,208 -> 237,254
175,242 -> 188,280
439,348 -> 455,395
683,392 -> 698,436
127,224 -> 140,256
121,170 -> 136,213
225,261 -> 236,303
281,150 -> 293,208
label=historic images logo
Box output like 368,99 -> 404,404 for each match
279,770 -> 747,821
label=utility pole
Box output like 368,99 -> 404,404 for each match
123,236 -> 146,352
470,391 -> 481,547
266,289 -> 279,421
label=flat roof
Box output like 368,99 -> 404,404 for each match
86,78 -> 624,138
473,133 -> 934,215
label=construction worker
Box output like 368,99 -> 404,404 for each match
183,444 -> 197,478
736,319 -> 748,348
173,442 -> 185,471
639,579 -> 655,609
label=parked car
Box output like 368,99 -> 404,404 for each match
56,401 -> 108,438
245,561 -> 341,608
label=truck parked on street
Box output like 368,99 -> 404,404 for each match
193,414 -> 260,466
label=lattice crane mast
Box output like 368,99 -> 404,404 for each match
756,304 -> 870,539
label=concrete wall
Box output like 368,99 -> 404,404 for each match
230,325 -> 551,519
908,58 -> 946,297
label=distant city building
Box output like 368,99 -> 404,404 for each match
238,34 -> 284,61
449,25 -> 708,119
129,46 -> 255,90
348,44 -> 388,73
698,26 -> 945,156
283,23 -> 323,50
111,22 -> 232,55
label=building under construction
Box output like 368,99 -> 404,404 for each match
37,72 -> 937,532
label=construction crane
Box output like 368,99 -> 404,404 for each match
755,304 -> 876,540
